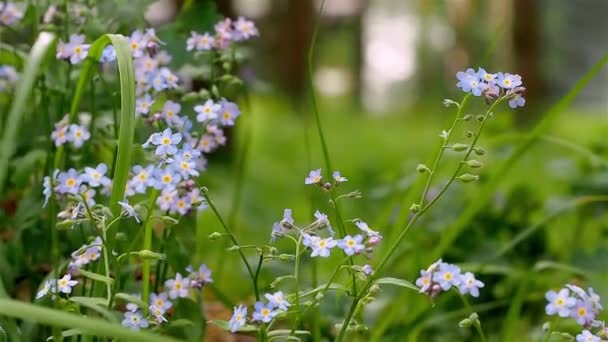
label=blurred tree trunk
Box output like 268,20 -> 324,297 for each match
215,0 -> 235,18
513,0 -> 543,121
269,0 -> 314,102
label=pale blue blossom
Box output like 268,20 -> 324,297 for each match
456,68 -> 484,96
187,32 -> 215,51
56,168 -> 82,194
571,299 -> 595,326
171,196 -> 192,216
362,264 -> 373,275
57,274 -> 78,294
100,45 -> 116,63
252,301 -> 278,323
186,264 -> 213,288
131,165 -> 156,193
354,219 -> 382,239
432,262 -> 461,291
509,94 -> 526,108
122,311 -> 149,331
67,124 -> 90,148
314,210 -> 335,236
154,166 -> 181,190
83,163 -> 111,187
264,291 -> 290,311
178,143 -> 201,162
162,100 -> 182,125
173,155 -> 199,178
305,168 -> 322,185
457,272 -> 485,297
156,189 -> 177,211
150,292 -> 172,313
128,30 -> 146,58
229,305 -> 247,332
218,100 -> 240,126
576,330 -> 600,342
165,273 -> 189,299
233,17 -> 259,41
195,99 -> 221,122
332,171 -> 348,183
0,2 -> 23,26
36,280 -> 55,299
310,236 -> 337,258
149,305 -> 167,325
496,72 -> 522,89
66,34 -> 90,64
151,128 -> 182,156
118,200 -> 140,223
337,235 -> 365,256
136,94 -> 154,115
78,185 -> 96,207
477,67 -> 496,83
416,270 -> 433,293
545,288 -> 576,317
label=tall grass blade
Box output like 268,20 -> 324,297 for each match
0,32 -> 56,195
0,299 -> 179,342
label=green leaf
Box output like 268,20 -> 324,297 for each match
0,32 -> 56,194
69,297 -> 117,323
114,293 -> 147,309
0,299 -> 180,342
268,329 -> 311,337
209,320 -> 258,332
46,328 -> 85,340
78,269 -> 114,285
168,319 -> 194,328
374,277 -> 419,292
51,34 -> 135,219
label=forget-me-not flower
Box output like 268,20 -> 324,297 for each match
229,305 -> 247,332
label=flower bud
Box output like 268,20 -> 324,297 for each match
451,143 -> 469,152
315,292 -> 324,301
409,203 -> 420,213
464,131 -> 475,138
268,247 -> 278,255
473,147 -> 487,156
323,182 -> 333,191
416,164 -> 431,174
430,284 -> 442,299
476,115 -> 485,122
463,114 -> 473,121
278,254 -> 295,261
208,232 -> 222,240
458,318 -> 472,328
367,236 -> 382,246
457,174 -> 479,183
146,41 -> 159,57
464,160 -> 484,168
443,99 -> 459,108
512,86 -> 526,96
227,245 -> 241,251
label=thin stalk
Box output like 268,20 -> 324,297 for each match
199,189 -> 258,300
141,190 -> 160,311
253,253 -> 266,342
290,233 -> 304,336
458,294 -> 487,342
336,97 -> 501,341
154,228 -> 170,293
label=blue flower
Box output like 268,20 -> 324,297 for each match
195,99 -> 221,122
165,273 -> 189,299
83,163 -> 111,187
56,168 -> 82,194
118,200 -> 140,223
150,292 -> 172,313
151,128 -> 182,156
576,330 -> 600,342
354,219 -> 382,239
218,100 -> 240,126
131,165 -> 156,193
309,236 -> 337,258
156,189 -> 177,212
477,68 -> 496,83
67,124 -> 90,148
233,17 -> 259,42
496,72 -> 522,89
314,210 -> 335,236
57,274 -> 78,294
229,305 -> 247,332
149,305 -> 168,325
362,264 -> 373,275
154,166 -> 181,190
270,209 -> 294,243
173,155 -> 199,178
337,235 -> 365,256
305,168 -> 322,185
36,280 -> 55,299
252,301 -> 278,323
42,170 -> 59,207
186,264 -> 213,288
100,45 -> 116,63
571,299 -> 595,326
545,288 -> 576,317
136,94 -> 154,115
456,68 -> 484,96
178,143 -> 201,162
415,270 -> 433,293
508,94 -> 525,108
457,272 -> 485,297
588,287 -> 603,311
162,100 -> 182,126
332,171 -> 348,183
122,311 -> 149,331
264,291 -> 290,311
432,262 -> 461,291
78,185 -> 96,207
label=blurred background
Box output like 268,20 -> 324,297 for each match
2,0 -> 608,340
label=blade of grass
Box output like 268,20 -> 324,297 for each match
0,299 -> 179,342
0,32 -> 56,195
51,34 -> 135,218
431,51 -> 608,262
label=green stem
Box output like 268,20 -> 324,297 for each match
290,233 -> 303,336
336,97 -> 502,341
458,294 -> 487,342
141,190 -> 160,311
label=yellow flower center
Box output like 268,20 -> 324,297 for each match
175,282 -> 182,289
177,201 -> 185,208
556,298 -> 564,306
312,176 -> 321,182
167,110 -> 174,117
156,299 -> 164,307
223,112 -> 231,119
181,162 -> 189,170
131,42 -> 138,50
59,279 -> 67,287
74,46 -> 82,54
75,131 -> 82,138
443,272 -> 453,281
319,240 -> 326,248
262,308 -> 270,316
66,178 -> 76,187
161,137 -> 170,146
578,307 -> 587,317
423,278 -> 430,285
347,240 -> 355,247
138,173 -> 147,180
162,175 -> 172,183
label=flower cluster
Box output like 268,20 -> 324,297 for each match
68,236 -> 103,272
0,65 -> 18,92
187,16 -> 258,52
229,291 -> 289,332
121,264 -> 213,330
456,68 -> 526,108
415,259 -> 484,298
0,2 -> 23,26
305,168 -> 348,191
36,274 -> 78,300
545,284 -> 604,328
50,115 -> 91,148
